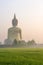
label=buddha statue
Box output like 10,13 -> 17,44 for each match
8,14 -> 22,42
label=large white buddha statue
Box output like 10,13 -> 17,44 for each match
8,14 -> 22,42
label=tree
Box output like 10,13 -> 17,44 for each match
27,39 -> 36,45
12,39 -> 17,46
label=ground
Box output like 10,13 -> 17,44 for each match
0,48 -> 43,65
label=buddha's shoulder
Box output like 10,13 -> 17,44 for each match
8,27 -> 21,31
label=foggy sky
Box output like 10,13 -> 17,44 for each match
0,0 -> 43,43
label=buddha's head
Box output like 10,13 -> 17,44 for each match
12,14 -> 18,27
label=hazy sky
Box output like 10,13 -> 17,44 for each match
0,0 -> 43,43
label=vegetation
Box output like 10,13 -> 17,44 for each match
0,48 -> 43,65
27,39 -> 36,45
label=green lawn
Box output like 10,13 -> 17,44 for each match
0,48 -> 43,65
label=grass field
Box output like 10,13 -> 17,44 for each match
0,48 -> 43,65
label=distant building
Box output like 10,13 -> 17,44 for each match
4,39 -> 12,45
